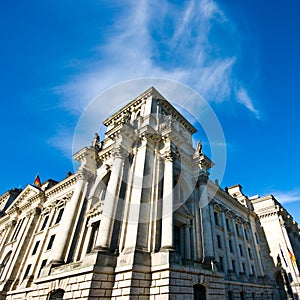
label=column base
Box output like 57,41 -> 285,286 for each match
160,246 -> 175,252
92,245 -> 110,253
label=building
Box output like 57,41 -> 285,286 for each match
0,87 -> 299,299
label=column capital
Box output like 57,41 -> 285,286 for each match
111,144 -> 127,159
197,171 -> 209,186
162,149 -> 174,162
77,168 -> 94,181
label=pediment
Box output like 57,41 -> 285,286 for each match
175,203 -> 193,220
6,185 -> 42,213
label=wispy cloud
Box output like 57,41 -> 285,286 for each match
51,0 -> 259,154
272,190 -> 300,204
236,87 -> 260,118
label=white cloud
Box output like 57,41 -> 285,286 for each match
235,87 -> 259,118
51,0 -> 259,154
272,190 -> 300,204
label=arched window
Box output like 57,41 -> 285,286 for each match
0,251 -> 12,278
48,289 -> 64,300
194,284 -> 206,300
98,172 -> 111,202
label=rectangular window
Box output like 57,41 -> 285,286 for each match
47,234 -> 55,250
239,244 -> 243,256
244,227 -> 249,240
248,248 -> 252,259
11,218 -> 25,241
226,218 -> 231,232
55,207 -> 64,224
232,260 -> 236,273
251,265 -> 255,275
242,262 -> 246,274
23,264 -> 31,279
32,241 -> 40,255
40,214 -> 49,231
229,240 -> 233,252
235,223 -> 240,236
219,256 -> 224,272
217,235 -> 222,248
214,212 -> 219,226
38,259 -> 47,277
174,226 -> 181,255
255,232 -> 259,244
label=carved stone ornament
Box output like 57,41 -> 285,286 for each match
78,169 -> 94,181
112,145 -> 126,159
121,111 -> 131,124
162,149 -> 174,162
197,172 -> 208,185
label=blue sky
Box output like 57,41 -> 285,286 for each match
1,0 -> 300,222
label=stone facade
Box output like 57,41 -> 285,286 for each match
0,87 -> 299,299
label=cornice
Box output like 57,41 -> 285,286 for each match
45,174 -> 77,198
207,180 -> 253,217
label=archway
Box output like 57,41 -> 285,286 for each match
48,289 -> 64,300
194,284 -> 206,300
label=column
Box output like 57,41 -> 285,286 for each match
161,149 -> 174,250
95,145 -> 124,250
194,188 -> 202,261
232,219 -> 242,274
184,224 -> 191,259
249,222 -> 264,276
241,223 -> 251,275
50,170 -> 89,263
0,221 -> 16,255
80,222 -> 94,259
221,212 -> 232,271
198,172 -> 215,263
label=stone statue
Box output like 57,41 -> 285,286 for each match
91,133 -> 100,149
277,254 -> 282,266
122,111 -> 131,124
196,141 -> 203,155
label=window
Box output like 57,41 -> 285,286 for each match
38,259 -> 47,277
32,241 -> 40,255
217,235 -> 222,249
244,227 -> 249,240
87,222 -> 99,253
251,265 -> 255,276
229,240 -> 233,252
248,248 -> 252,259
239,244 -> 243,256
219,256 -> 224,272
174,225 -> 182,255
49,289 -> 65,300
255,232 -> 259,244
23,264 -> 31,279
226,218 -> 231,232
242,262 -> 246,274
0,251 -> 12,278
232,260 -> 236,273
40,214 -> 49,231
228,291 -> 233,300
214,212 -> 221,227
54,207 -> 64,224
47,235 -> 55,250
235,223 -> 240,236
11,218 -> 25,241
